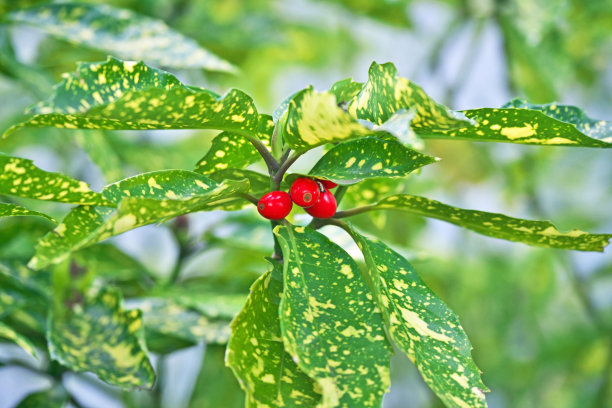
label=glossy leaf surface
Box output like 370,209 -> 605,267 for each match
0,203 -> 55,222
274,225 -> 392,407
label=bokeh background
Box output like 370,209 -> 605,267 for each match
0,0 -> 611,407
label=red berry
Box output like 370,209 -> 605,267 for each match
258,191 -> 292,220
290,177 -> 320,208
305,188 -> 337,219
319,179 -> 338,189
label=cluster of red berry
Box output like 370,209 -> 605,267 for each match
257,178 -> 338,220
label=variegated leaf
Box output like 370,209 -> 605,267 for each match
372,195 -> 612,252
227,265 -> 321,407
29,171 -> 249,269
0,203 -> 55,222
203,169 -> 270,211
348,62 -> 471,132
0,321 -> 37,357
309,137 -> 437,184
0,154 -> 113,206
128,298 -> 231,344
329,78 -> 363,104
8,3 -> 236,72
274,225 -> 392,407
347,229 -> 487,408
430,101 -> 612,147
49,287 -> 155,390
0,268 -> 46,318
16,385 -> 68,408
283,87 -> 381,151
4,58 -> 258,138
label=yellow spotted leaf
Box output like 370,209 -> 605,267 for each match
0,154 -> 113,206
4,57 -> 258,138
8,3 -> 236,72
49,287 -> 155,390
0,203 -> 55,223
0,321 -> 37,357
309,137 -> 437,184
429,100 -> 612,147
29,171 -> 249,269
274,225 -> 392,407
227,265 -> 321,406
370,195 -> 612,252
347,229 -> 488,408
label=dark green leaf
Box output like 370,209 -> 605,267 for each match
348,229 -> 488,408
0,321 -> 37,357
309,137 -> 437,184
75,130 -> 124,183
190,344 -> 244,408
17,385 -> 68,408
72,243 -> 152,282
227,266 -> 321,406
0,202 -> 55,222
274,225 -> 392,407
371,195 -> 612,252
4,58 -> 258,137
0,154 -> 113,206
8,3 -> 236,72
29,171 -> 249,269
49,287 -> 155,390
348,62 -> 471,132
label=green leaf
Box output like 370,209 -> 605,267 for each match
0,154 -> 113,206
370,195 -> 612,252
190,344 -> 244,408
194,114 -> 273,175
5,57 -> 258,137
283,87 -> 381,151
274,225 -> 392,407
308,136 -> 437,184
0,267 -> 47,318
72,243 -> 152,282
348,62 -> 471,132
195,132 -> 260,174
329,78 -> 363,104
16,386 -> 68,408
8,3 -> 236,72
430,102 -> 612,147
129,298 -> 231,344
29,171 -> 249,269
203,169 -> 269,211
227,266 -> 321,407
0,202 -> 55,222
347,229 -> 487,408
49,287 -> 155,390
0,321 -> 37,357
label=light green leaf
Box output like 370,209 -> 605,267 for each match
129,298 -> 231,344
0,154 -> 113,206
5,57 -> 258,138
370,195 -> 612,252
283,87 -> 381,151
75,130 -> 124,183
274,225 -> 392,407
348,62 -> 471,132
309,136 -> 437,184
0,321 -> 37,357
430,102 -> 612,147
347,229 -> 487,408
29,171 -> 249,269
329,78 -> 363,104
8,3 -> 236,72
190,344 -> 244,408
49,287 -> 155,390
0,203 -> 55,222
227,265 -> 321,407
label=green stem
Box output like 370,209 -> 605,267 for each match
333,185 -> 348,207
270,221 -> 283,261
236,192 -> 259,205
333,204 -> 377,219
245,134 -> 279,175
272,152 -> 302,190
